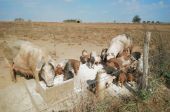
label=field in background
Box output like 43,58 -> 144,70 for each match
0,22 -> 170,112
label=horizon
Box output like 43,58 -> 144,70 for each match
0,0 -> 170,23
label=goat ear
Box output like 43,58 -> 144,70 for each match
36,60 -> 45,71
57,64 -> 60,67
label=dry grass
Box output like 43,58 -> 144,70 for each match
0,22 -> 170,112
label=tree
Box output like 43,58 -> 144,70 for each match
63,19 -> 81,23
156,21 -> 160,24
143,21 -> 146,24
147,21 -> 150,24
14,18 -> 24,22
132,15 -> 141,23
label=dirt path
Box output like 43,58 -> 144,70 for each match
0,81 -> 36,112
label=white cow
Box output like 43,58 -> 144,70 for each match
11,41 -> 55,87
107,34 -> 133,60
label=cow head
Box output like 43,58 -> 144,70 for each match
36,58 -> 55,87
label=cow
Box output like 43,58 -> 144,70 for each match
11,41 -> 55,87
106,34 -> 133,60
87,51 -> 101,69
56,59 -> 80,81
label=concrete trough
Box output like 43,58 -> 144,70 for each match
36,75 -> 74,104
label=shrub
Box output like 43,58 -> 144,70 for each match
132,15 -> 141,23
63,19 -> 81,23
138,89 -> 151,100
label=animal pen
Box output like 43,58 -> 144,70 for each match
20,30 -> 170,112
1,29 -> 170,112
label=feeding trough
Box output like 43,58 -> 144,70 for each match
36,75 -> 74,104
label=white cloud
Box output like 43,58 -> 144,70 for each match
112,0 -> 169,14
158,0 -> 168,8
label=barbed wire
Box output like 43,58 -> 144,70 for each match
52,52 -> 169,108
3,22 -> 170,112
25,51 -> 170,112
22,30 -> 170,111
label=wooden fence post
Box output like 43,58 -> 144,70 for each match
139,32 -> 151,90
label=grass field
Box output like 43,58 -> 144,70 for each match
0,22 -> 170,112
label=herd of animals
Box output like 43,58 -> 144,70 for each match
5,34 -> 143,94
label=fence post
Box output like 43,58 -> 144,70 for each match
139,32 -> 151,90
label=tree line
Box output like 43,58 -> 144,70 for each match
132,15 -> 160,24
13,17 -> 161,24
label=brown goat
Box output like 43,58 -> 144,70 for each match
127,73 -> 136,82
80,49 -> 90,64
69,59 -> 80,75
118,71 -> 127,87
55,59 -> 80,77
126,72 -> 137,87
106,58 -> 121,70
55,65 -> 64,76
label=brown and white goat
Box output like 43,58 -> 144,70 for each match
55,59 -> 80,80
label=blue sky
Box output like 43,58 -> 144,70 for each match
0,0 -> 170,22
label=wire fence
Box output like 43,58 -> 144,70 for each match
24,30 -> 170,112
24,52 -> 170,112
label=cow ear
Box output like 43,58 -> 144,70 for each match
36,60 -> 45,71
